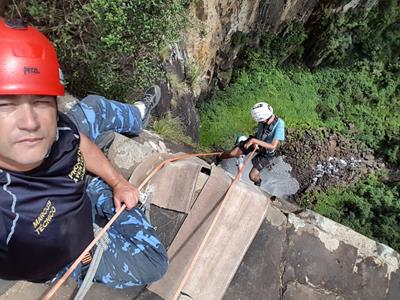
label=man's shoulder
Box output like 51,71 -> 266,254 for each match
58,112 -> 77,129
57,113 -> 80,140
272,117 -> 285,131
273,117 -> 285,141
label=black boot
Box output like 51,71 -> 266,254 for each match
213,155 -> 222,166
136,85 -> 161,128
254,179 -> 262,186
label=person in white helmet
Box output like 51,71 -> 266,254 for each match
217,102 -> 285,186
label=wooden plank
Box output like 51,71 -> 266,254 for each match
149,167 -> 231,299
129,153 -> 207,212
129,153 -> 172,187
148,160 -> 203,212
181,182 -> 270,299
149,166 -> 269,299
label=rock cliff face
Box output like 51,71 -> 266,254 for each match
164,0 -> 380,140
0,1 -> 10,16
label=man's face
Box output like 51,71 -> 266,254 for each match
0,95 -> 57,172
262,115 -> 275,125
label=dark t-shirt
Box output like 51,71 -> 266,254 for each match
0,113 -> 93,281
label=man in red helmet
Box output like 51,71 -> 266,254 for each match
0,19 -> 168,288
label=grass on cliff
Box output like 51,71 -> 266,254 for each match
198,55 -> 400,252
153,113 -> 193,145
198,57 -> 400,165
198,59 -> 322,149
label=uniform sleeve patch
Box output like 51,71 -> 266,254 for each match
68,149 -> 86,183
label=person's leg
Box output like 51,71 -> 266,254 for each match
219,146 -> 243,160
249,167 -> 262,186
66,85 -> 161,144
250,153 -> 274,186
86,178 -> 168,288
214,146 -> 242,166
66,95 -> 143,142
215,137 -> 254,166
93,222 -> 168,288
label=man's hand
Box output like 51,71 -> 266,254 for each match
112,179 -> 139,211
79,133 -> 140,211
244,138 -> 258,149
245,138 -> 279,152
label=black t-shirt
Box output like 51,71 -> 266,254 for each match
0,113 -> 94,281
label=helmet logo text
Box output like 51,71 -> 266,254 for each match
24,67 -> 40,75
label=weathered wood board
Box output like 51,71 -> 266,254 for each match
149,166 -> 270,299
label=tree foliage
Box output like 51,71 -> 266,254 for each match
5,0 -> 189,101
302,175 -> 400,252
304,0 -> 400,68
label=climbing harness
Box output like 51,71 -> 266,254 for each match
74,224 -> 110,300
256,116 -> 278,142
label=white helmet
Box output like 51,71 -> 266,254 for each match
251,102 -> 273,122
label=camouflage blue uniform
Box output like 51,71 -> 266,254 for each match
64,95 -> 168,288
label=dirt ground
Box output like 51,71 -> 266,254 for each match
279,128 -> 385,201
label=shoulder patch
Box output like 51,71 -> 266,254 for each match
68,149 -> 86,183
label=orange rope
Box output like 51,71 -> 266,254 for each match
42,152 -> 222,300
171,148 -> 257,300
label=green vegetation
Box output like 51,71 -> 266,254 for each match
185,60 -> 203,95
199,58 -> 400,162
199,0 -> 400,251
313,65 -> 400,165
302,174 -> 400,252
199,61 -> 322,149
306,0 -> 400,68
154,113 -> 193,145
6,0 -> 190,101
199,0 -> 400,164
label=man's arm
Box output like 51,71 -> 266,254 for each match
79,133 -> 139,210
244,138 -> 279,151
245,118 -> 285,151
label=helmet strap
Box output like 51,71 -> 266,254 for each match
267,116 -> 278,132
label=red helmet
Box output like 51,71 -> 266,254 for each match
0,18 -> 64,96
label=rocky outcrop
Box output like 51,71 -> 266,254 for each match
280,128 -> 384,195
226,202 -> 400,299
180,0 -> 381,86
